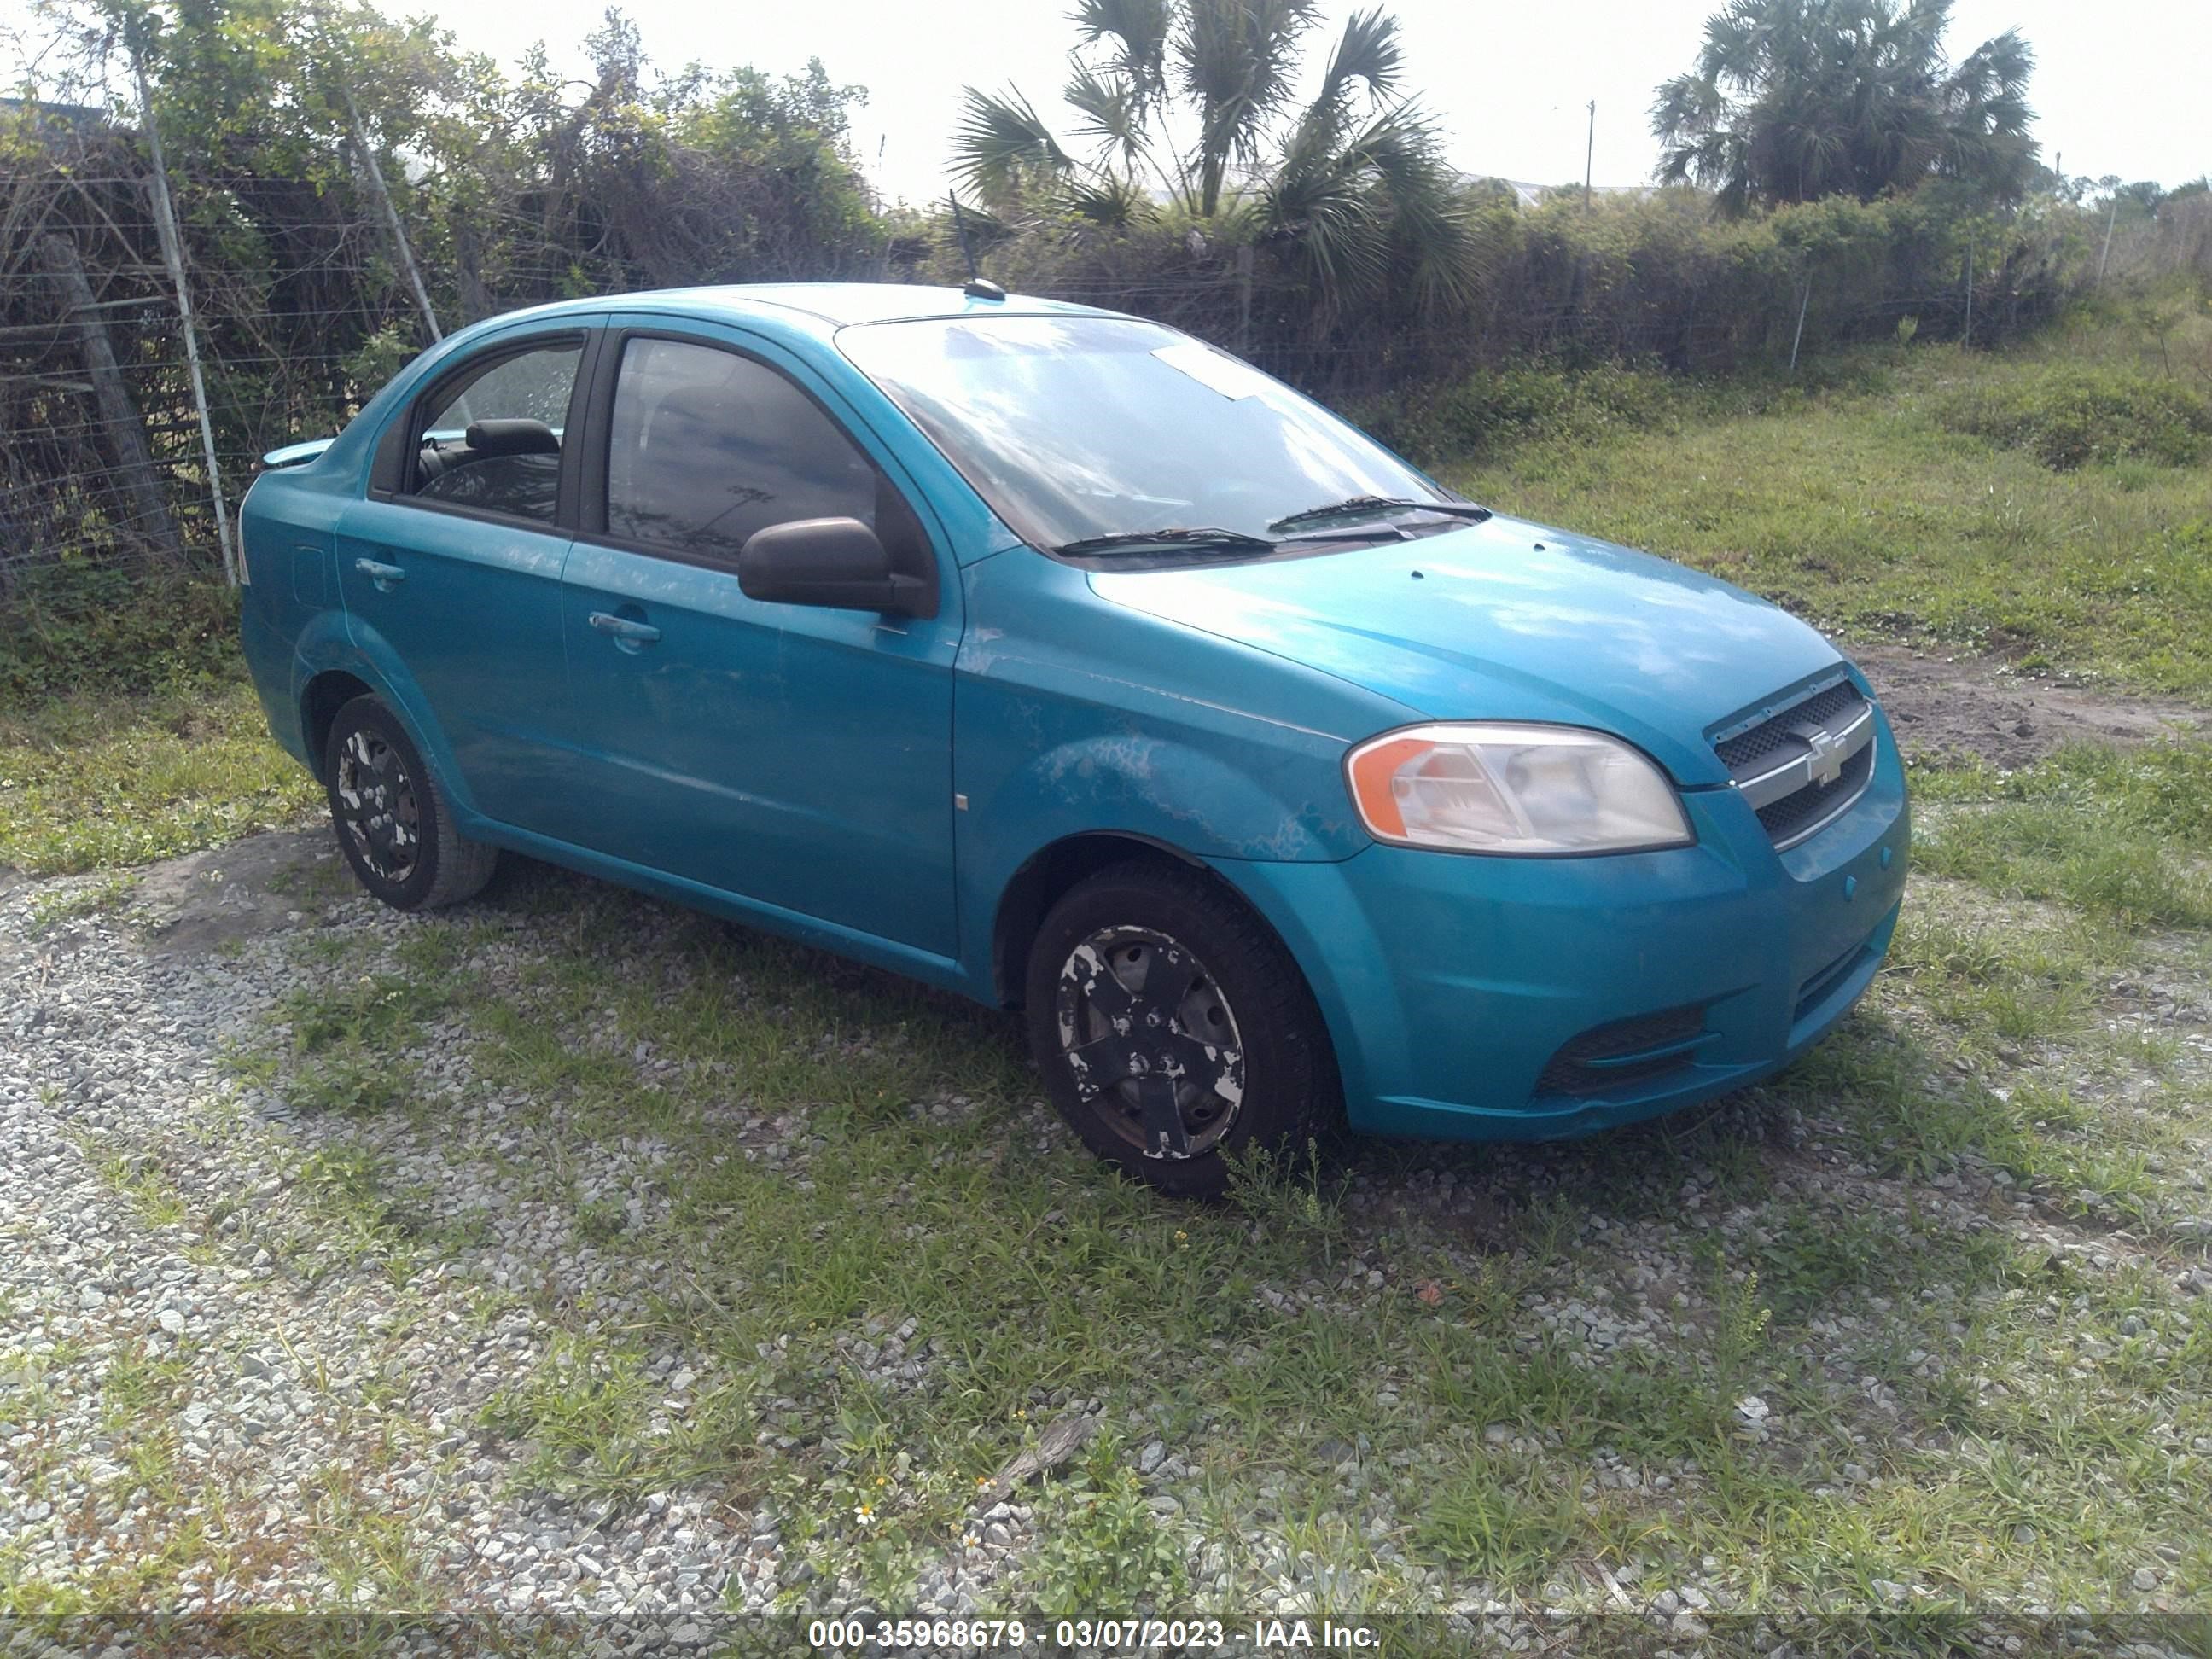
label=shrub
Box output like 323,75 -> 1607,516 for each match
0,570 -> 239,707
1354,362 -> 1685,466
926,187 -> 2099,401
1024,1457 -> 1186,1614
1937,365 -> 2212,469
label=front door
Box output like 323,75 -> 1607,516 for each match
557,325 -> 959,956
335,328 -> 596,830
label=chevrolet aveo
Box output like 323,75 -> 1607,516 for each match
240,282 -> 1908,1196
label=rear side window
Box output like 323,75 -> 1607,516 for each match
408,340 -> 583,523
603,338 -> 885,564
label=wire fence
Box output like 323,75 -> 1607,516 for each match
4,104 -> 2208,629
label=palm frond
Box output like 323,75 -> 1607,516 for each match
1061,172 -> 1155,229
952,85 -> 1074,204
944,195 -> 1014,249
1068,0 -> 1171,109
1065,62 -> 1146,165
1259,154 -> 1389,320
1339,101 -> 1482,315
1175,0 -> 1321,212
1259,103 -> 1392,317
1312,6 -> 1402,114
1945,27 -> 2034,134
1650,0 -> 2035,209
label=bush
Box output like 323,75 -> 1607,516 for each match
1024,1455 -> 1186,1614
1938,365 -> 2212,469
0,569 -> 239,707
1355,362 -> 1685,466
928,187 -> 2099,402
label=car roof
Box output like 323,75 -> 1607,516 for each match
511,282 -> 1117,331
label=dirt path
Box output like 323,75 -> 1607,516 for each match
1849,643 -> 2206,769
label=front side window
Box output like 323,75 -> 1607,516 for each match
837,316 -> 1447,553
407,339 -> 582,523
603,337 -> 884,564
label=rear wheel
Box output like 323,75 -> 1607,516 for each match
322,695 -> 498,911
1024,859 -> 1339,1198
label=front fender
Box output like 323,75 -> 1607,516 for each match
980,731 -> 1350,867
951,548 -> 1415,988
957,727 -> 1359,998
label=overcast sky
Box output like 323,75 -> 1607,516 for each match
394,0 -> 2207,203
5,0 -> 2204,198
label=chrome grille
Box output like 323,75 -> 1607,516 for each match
1756,742 -> 1874,843
1715,679 -> 1862,771
1718,678 -> 1877,851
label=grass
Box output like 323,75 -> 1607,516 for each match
0,672 -> 318,875
197,760 -> 2206,1615
90,1148 -> 192,1227
26,870 -> 140,931
1449,292 -> 2212,699
1935,362 -> 2210,470
1907,744 -> 2212,928
6,292 -> 2212,1618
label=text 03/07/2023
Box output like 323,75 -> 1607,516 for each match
803,1617 -> 1385,1650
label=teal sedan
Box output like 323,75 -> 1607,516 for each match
239,282 -> 1907,1196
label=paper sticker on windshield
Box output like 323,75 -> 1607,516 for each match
1150,341 -> 1268,400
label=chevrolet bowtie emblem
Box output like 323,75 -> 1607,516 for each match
1799,724 -> 1847,786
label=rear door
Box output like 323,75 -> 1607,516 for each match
556,320 -> 961,955
335,324 -> 601,830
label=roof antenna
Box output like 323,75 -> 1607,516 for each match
946,193 -> 1005,301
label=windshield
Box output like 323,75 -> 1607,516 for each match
837,315 -> 1448,553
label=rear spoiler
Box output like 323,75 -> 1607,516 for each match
259,436 -> 336,470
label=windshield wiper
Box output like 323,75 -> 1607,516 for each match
1267,495 -> 1492,533
1055,527 -> 1278,557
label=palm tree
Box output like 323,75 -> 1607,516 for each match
1650,0 -> 2037,212
952,0 -> 1478,313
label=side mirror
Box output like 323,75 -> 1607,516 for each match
736,517 -> 933,616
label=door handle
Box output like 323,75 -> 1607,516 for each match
588,611 -> 661,646
354,558 -> 406,591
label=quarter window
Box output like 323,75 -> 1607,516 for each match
407,340 -> 582,523
603,338 -> 889,564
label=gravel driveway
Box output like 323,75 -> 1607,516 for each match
6,718 -> 2211,1648
2,835 -> 768,1645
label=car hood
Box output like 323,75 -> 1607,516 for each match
1086,514 -> 1847,788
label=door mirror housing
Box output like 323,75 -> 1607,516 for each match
737,517 -> 933,616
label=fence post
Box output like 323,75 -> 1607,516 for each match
40,232 -> 184,565
453,218 -> 494,325
131,29 -> 240,586
0,487 -> 23,603
1235,245 -> 1254,357
1962,237 -> 1974,347
1787,272 -> 1809,375
335,75 -> 443,342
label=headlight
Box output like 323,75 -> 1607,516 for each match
1345,722 -> 1692,855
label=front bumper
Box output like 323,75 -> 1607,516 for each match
1220,707 -> 1910,1141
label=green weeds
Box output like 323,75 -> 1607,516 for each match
1936,364 -> 2211,469
0,674 -> 317,875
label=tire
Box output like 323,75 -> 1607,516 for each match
1023,858 -> 1340,1199
322,695 -> 498,911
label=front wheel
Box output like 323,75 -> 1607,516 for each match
1024,859 -> 1340,1198
322,695 -> 498,911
